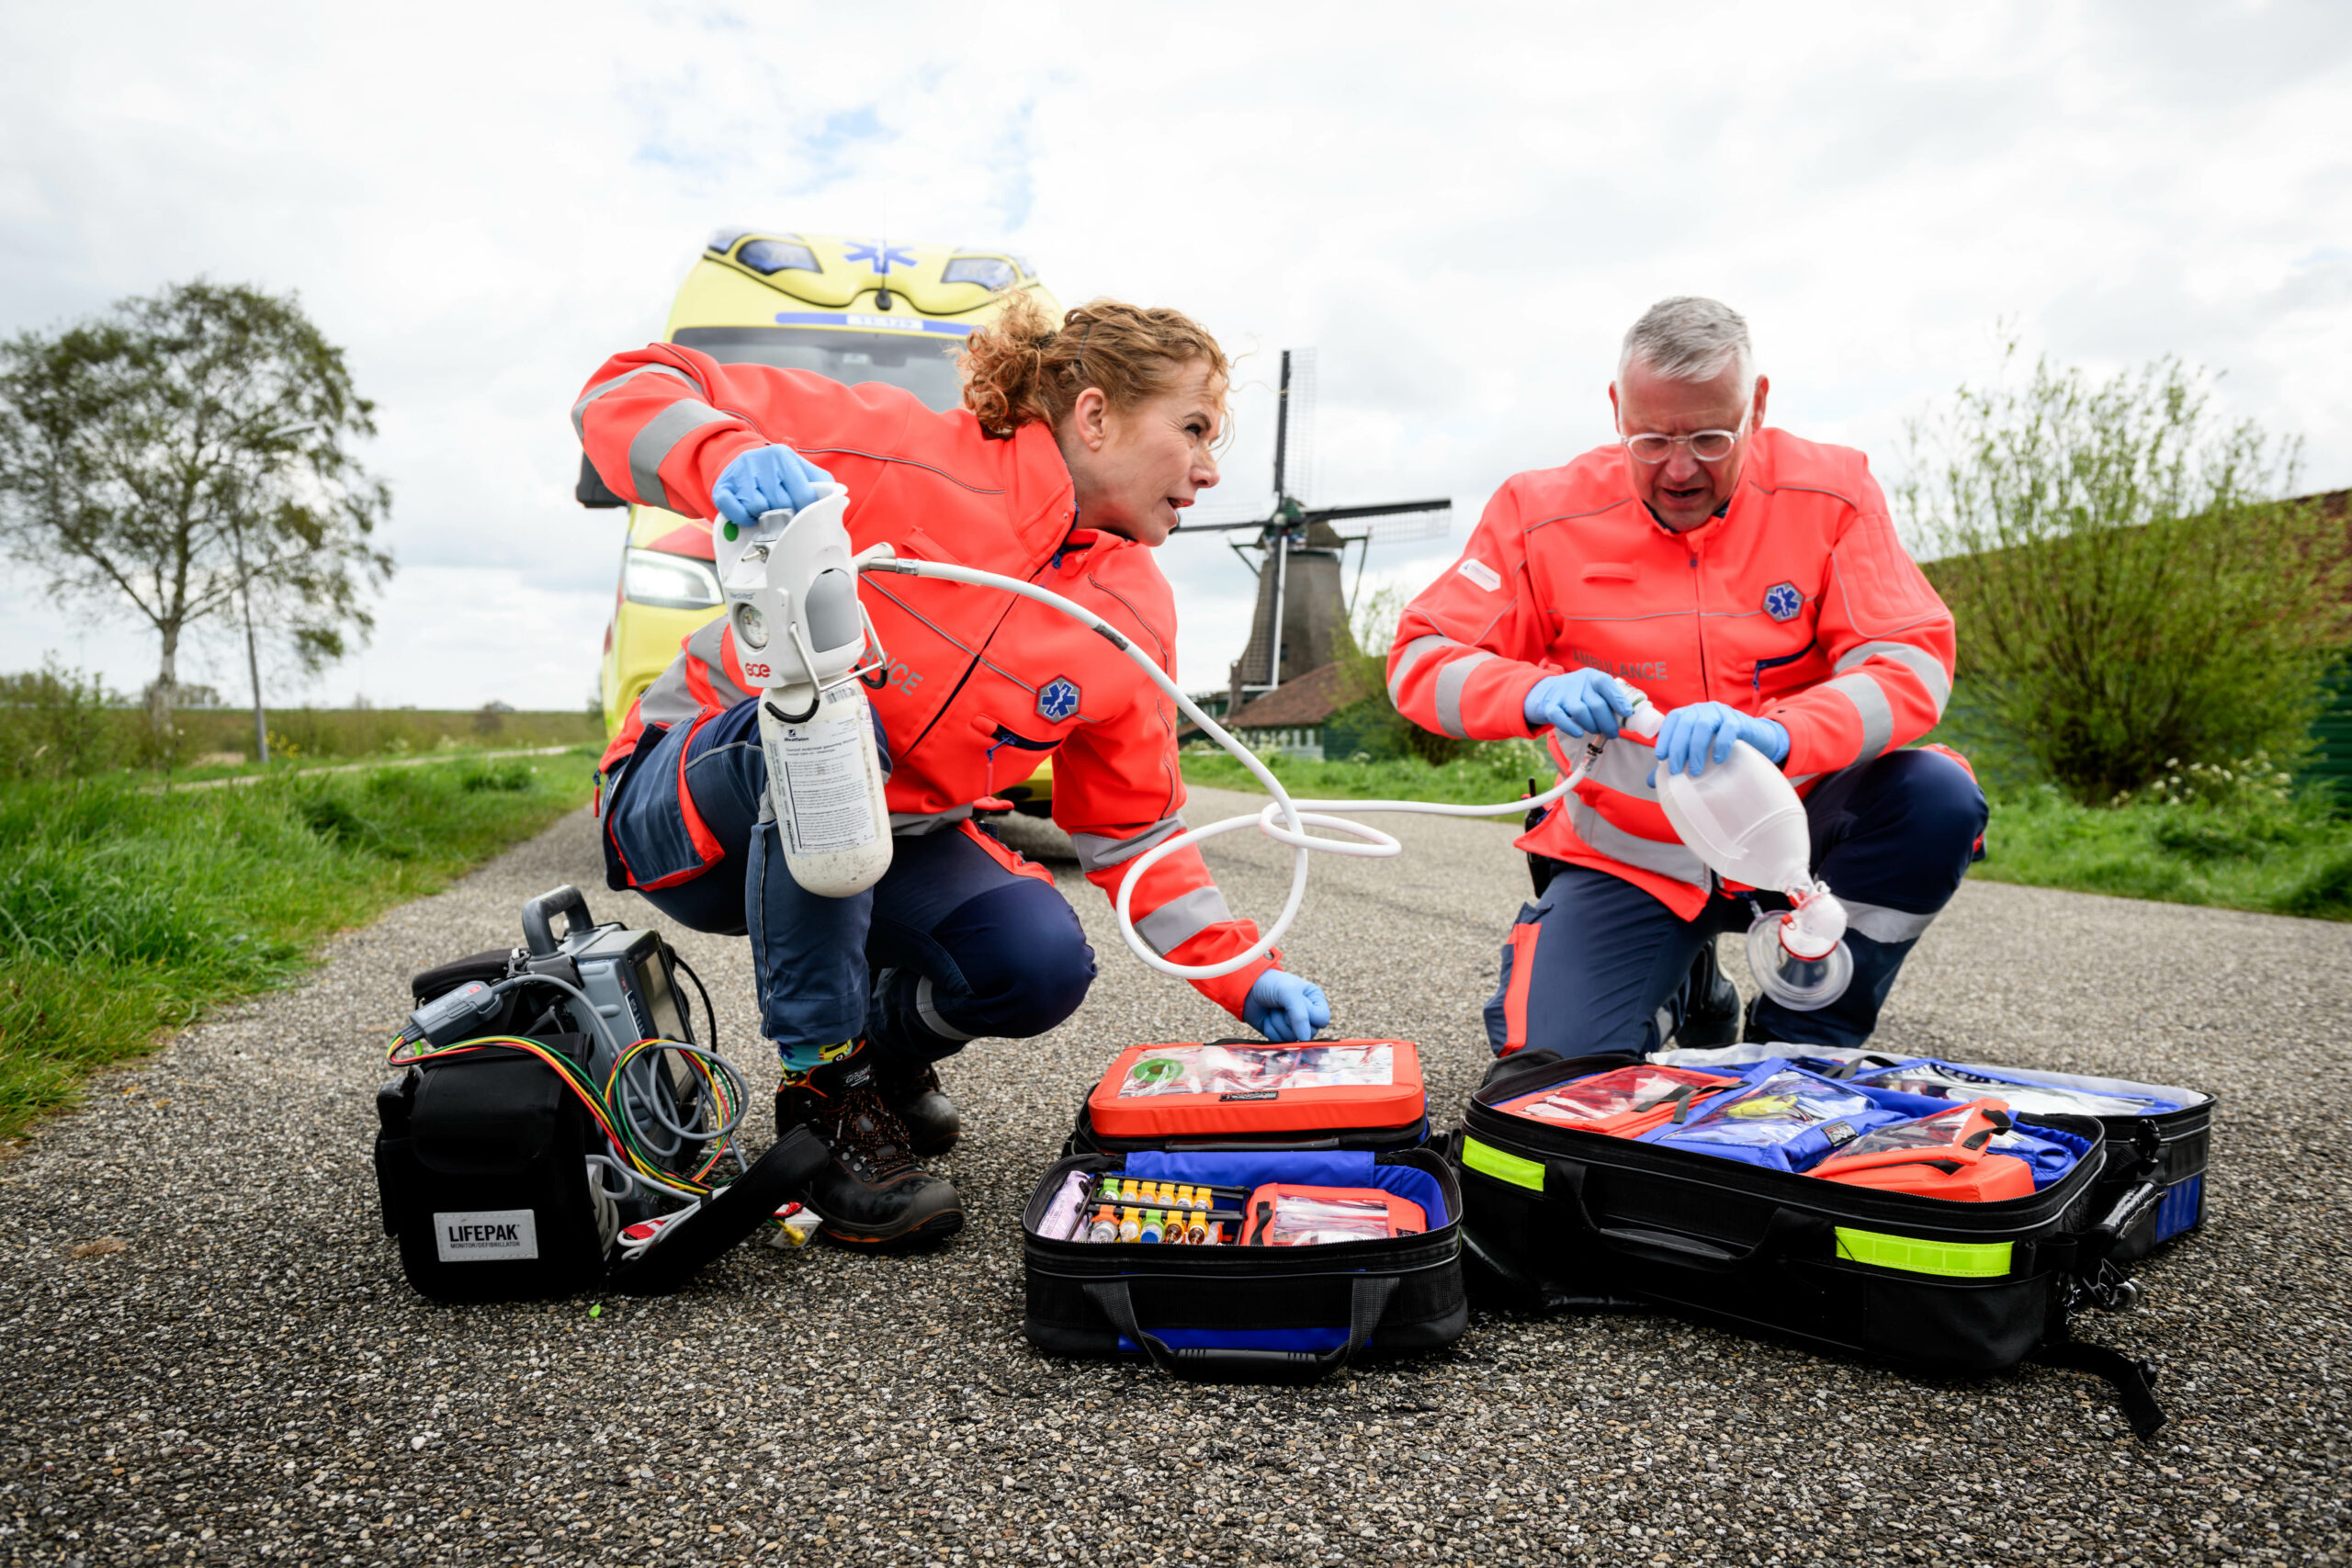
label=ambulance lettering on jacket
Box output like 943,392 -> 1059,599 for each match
1567,649 -> 1667,683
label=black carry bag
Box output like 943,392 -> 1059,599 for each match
374,1040 -> 618,1303
1453,1051 -> 2167,1437
1022,1147 -> 1468,1382
1657,1043 -> 2216,1265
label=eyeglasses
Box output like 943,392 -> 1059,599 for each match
1620,399 -> 1753,464
1622,428 -> 1742,464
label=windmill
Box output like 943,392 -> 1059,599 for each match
1175,350 -> 1453,717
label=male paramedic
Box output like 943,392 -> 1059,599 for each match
1388,296 -> 1985,1058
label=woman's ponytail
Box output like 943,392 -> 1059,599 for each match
960,293 -> 1227,440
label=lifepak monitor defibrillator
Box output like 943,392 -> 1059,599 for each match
374,886 -> 822,1303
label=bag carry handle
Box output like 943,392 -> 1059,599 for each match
523,885 -> 594,957
1083,1275 -> 1396,1382
1549,1159 -> 1824,1273
2081,1177 -> 2165,1268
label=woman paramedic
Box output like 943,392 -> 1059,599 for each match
576,296 -> 1333,1249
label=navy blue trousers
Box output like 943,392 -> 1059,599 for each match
603,699 -> 1096,1073
1486,749 -> 1988,1058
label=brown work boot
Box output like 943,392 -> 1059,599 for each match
872,1057 -> 961,1156
774,1052 -> 963,1250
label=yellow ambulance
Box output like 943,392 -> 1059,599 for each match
586,230 -> 1060,813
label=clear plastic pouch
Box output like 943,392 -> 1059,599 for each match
1853,1061 -> 2166,1119
1660,1069 -> 1880,1149
1265,1196 -> 1393,1246
1118,1043 -> 1396,1099
1500,1066 -> 1740,1130
1824,1100 -> 2002,1161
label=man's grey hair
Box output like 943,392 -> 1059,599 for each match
1618,296 -> 1757,389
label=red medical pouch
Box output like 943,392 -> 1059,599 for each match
1494,1065 -> 1744,1138
1069,1039 -> 1428,1155
1240,1184 -> 1429,1246
1809,1100 -> 2037,1202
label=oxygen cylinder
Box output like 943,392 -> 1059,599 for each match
712,487 -> 892,898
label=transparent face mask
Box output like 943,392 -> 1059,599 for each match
1666,1070 -> 1877,1148
1118,1043 -> 1395,1098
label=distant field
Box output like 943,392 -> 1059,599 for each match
160,706 -> 604,768
0,750 -> 599,1143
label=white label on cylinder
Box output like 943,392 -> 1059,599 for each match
767,683 -> 881,856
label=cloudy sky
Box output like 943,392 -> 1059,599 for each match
3,0 -> 2347,711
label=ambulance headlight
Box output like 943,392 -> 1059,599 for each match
621,548 -> 722,610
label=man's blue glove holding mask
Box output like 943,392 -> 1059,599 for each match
1651,702 -> 1790,781
712,445 -> 835,529
1245,970 -> 1331,1043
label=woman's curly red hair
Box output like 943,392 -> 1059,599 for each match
959,292 -> 1227,439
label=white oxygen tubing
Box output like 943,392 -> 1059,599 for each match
860,547 -> 1592,981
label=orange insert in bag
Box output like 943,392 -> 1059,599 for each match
1239,1183 -> 1428,1246
1086,1039 -> 1425,1141
1809,1099 -> 2037,1202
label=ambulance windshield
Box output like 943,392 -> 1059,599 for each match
671,327 -> 966,412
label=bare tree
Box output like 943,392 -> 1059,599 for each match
0,280 -> 393,744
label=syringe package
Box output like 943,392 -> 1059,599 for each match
1066,1038 -> 1429,1156
1453,1049 -> 2177,1438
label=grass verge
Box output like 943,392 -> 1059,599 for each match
1181,742 -> 1552,807
1182,750 -> 2352,922
0,749 -> 599,1143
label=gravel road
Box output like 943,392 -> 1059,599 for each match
4,784 -> 2347,1565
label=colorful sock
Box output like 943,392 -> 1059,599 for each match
777,1038 -> 861,1084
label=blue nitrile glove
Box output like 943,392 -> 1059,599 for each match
1650,702 -> 1791,781
1523,669 -> 1635,739
1244,970 -> 1331,1043
711,445 -> 834,529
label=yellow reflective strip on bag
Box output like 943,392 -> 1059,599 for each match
1835,1227 -> 2013,1278
1461,1137 -> 1545,1191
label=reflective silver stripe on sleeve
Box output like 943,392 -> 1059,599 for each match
888,806 -> 975,836
1433,649 -> 1496,739
628,399 -> 731,513
1834,640 -> 1952,717
1838,898 -> 1939,944
914,975 -> 978,1043
1069,817 -> 1186,875
1585,732 -> 1659,799
571,364 -> 694,440
1386,634 -> 1463,705
1564,797 -> 1708,886
684,619 -> 752,706
1134,885 -> 1237,957
1825,672 -> 1895,763
635,656 -> 703,728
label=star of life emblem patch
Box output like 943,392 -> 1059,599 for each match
1764,582 -> 1804,623
1037,676 -> 1081,722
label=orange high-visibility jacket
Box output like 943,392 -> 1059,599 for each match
576,344 -> 1277,1016
1387,429 -> 1954,919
